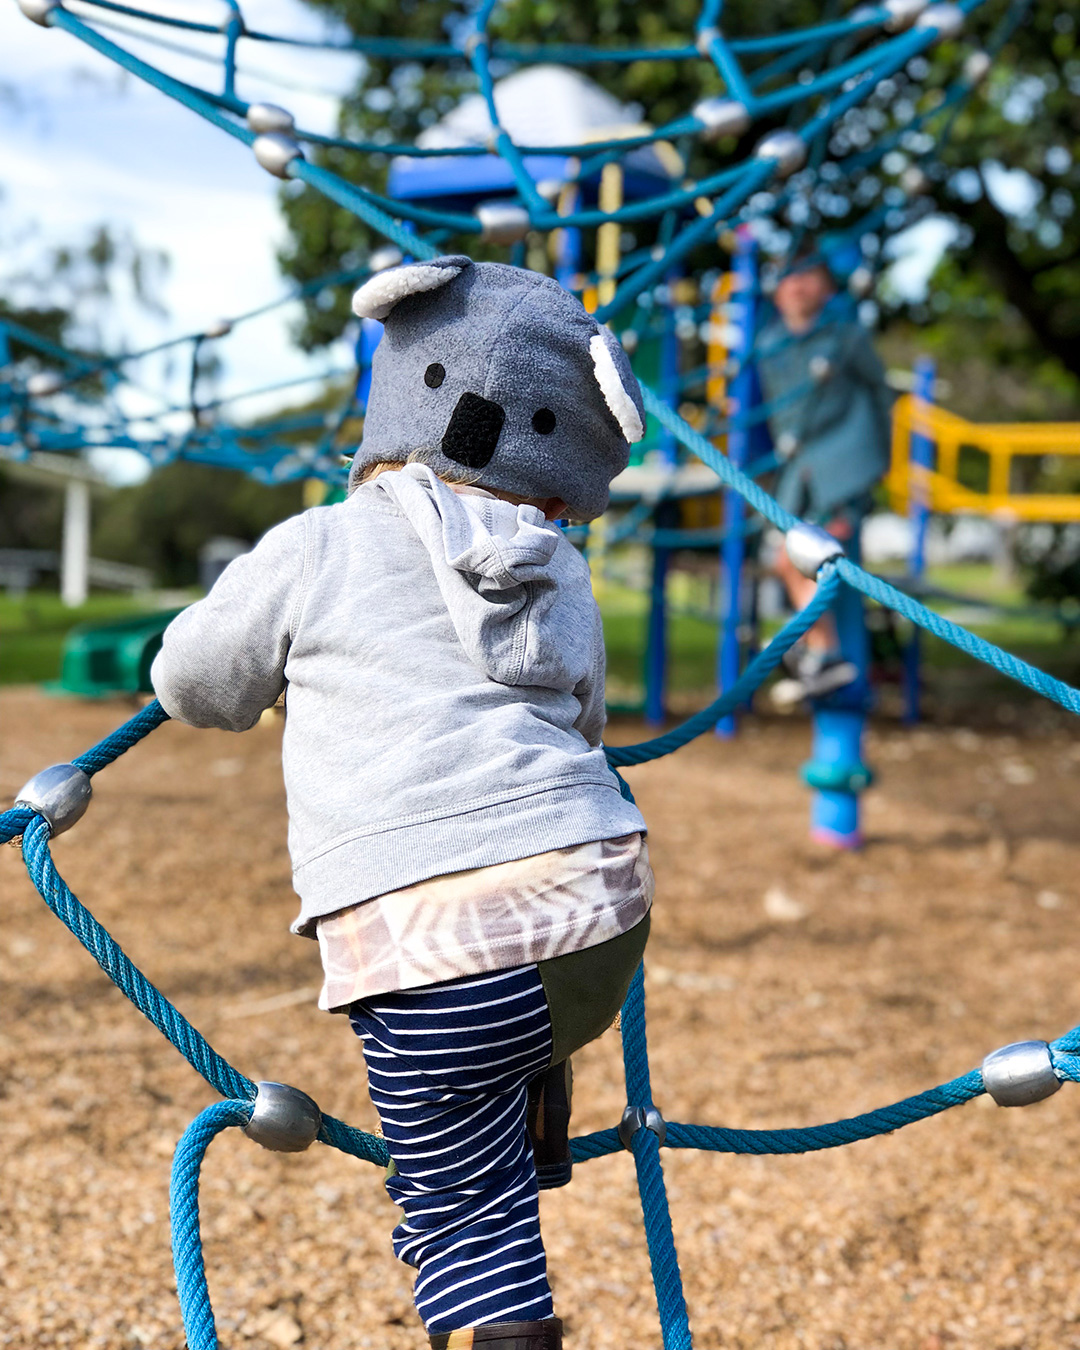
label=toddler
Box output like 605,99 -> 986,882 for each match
151,257 -> 654,1350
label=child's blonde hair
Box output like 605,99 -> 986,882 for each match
354,449 -> 480,488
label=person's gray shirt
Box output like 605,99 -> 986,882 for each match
151,464 -> 644,935
757,314 -> 893,522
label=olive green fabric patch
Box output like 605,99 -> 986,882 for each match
537,914 -> 650,1066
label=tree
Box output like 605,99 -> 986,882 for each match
1,218 -> 169,375
275,0 -> 1078,405
90,461 -> 303,588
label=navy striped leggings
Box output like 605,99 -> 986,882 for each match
349,966 -> 555,1334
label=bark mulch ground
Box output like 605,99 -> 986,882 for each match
2,687 -> 1079,1350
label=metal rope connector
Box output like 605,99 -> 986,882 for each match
981,1041 -> 1062,1108
246,103 -> 295,136
784,522 -> 845,578
692,97 -> 751,143
476,202 -> 530,246
253,133 -> 303,179
618,1104 -> 667,1149
15,763 -> 92,837
753,129 -> 807,178
242,1081 -> 322,1151
17,0 -> 57,26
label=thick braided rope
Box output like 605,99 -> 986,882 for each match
171,1099 -> 253,1350
618,964 -> 693,1349
20,812 -> 258,1102
641,384 -> 1080,719
7,707 -> 391,1170
606,566 -> 841,769
836,559 -> 1080,715
71,696 -> 172,773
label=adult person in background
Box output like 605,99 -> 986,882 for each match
755,241 -> 893,703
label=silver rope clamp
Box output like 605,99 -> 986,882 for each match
476,202 -> 530,246
883,0 -> 929,30
981,1041 -> 1062,1108
618,1105 -> 667,1149
694,25 -> 719,54
17,0 -> 57,26
784,522 -> 845,578
27,371 -> 65,397
253,133 -> 303,179
692,97 -> 751,142
753,129 -> 807,178
915,2 -> 965,39
15,763 -> 92,837
246,103 -> 295,136
242,1081 -> 322,1151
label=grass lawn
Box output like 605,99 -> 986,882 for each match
2,565 -> 1076,716
0,593 -> 183,686
597,561 -> 1080,713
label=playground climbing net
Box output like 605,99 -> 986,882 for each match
6,1 -> 1077,1346
4,507 -> 1080,1350
3,0 -> 1024,482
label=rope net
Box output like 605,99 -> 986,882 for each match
2,0 -> 1018,482
4,2 -> 1071,1348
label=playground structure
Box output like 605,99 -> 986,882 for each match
5,0 -> 1080,1345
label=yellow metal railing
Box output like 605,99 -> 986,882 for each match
886,394 -> 1080,522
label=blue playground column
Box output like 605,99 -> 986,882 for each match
354,317 -> 383,411
643,276 -> 681,727
716,229 -> 757,737
803,542 -> 873,849
902,356 -> 936,724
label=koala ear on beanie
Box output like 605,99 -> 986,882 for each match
589,326 -> 645,445
351,255 -> 472,322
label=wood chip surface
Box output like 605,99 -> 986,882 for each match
2,688 -> 1079,1349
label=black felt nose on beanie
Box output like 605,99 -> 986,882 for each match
442,392 -> 506,470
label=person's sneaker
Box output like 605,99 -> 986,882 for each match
771,648 -> 858,708
526,1059 -> 573,1190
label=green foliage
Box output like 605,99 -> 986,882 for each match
0,219 -> 169,382
278,0 -> 829,348
0,468 -> 64,550
904,3 -> 1080,398
275,0 -> 1080,413
91,462 -> 303,587
0,592 -> 156,687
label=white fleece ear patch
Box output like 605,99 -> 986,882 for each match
589,332 -> 644,444
351,261 -> 466,321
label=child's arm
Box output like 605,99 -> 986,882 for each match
151,514 -> 308,732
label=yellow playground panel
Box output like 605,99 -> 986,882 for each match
886,394 -> 1080,522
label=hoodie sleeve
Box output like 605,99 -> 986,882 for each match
150,513 -> 309,732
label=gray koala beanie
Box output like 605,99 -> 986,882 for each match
348,256 -> 645,520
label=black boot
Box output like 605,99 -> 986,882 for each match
429,1317 -> 563,1349
526,1059 -> 572,1190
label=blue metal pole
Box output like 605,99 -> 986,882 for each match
903,356 -> 936,724
644,536 -> 670,727
805,558 -> 872,849
355,317 -> 382,411
717,229 -> 757,737
644,276 -> 681,726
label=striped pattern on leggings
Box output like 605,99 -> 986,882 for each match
349,965 -> 555,1334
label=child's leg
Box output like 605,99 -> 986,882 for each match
350,966 -> 555,1336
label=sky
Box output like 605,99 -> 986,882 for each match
2,0 -> 959,483
1,0 -> 366,479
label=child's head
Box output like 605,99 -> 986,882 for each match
349,257 -> 645,521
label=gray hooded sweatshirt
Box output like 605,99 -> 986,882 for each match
151,464 -> 645,935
